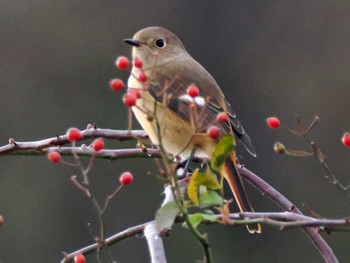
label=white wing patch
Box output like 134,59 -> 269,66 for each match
179,94 -> 206,106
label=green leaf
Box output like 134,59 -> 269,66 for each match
187,213 -> 218,228
187,167 -> 221,205
199,190 -> 223,208
186,213 -> 203,228
155,201 -> 179,232
211,135 -> 235,173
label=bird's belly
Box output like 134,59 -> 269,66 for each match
132,92 -> 213,159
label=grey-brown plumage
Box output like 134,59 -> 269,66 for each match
125,27 -> 260,233
126,27 -> 255,156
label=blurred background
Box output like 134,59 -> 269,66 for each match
0,1 -> 349,262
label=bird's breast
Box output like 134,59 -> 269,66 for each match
127,73 -> 214,160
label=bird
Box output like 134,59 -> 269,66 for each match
124,26 -> 261,233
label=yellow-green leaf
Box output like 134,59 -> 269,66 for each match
199,190 -> 223,208
186,212 -> 218,228
188,169 -> 200,205
211,135 -> 235,173
197,167 -> 221,189
187,167 -> 221,206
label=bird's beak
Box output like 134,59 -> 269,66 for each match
124,39 -> 141,47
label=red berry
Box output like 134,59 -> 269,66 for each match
187,84 -> 199,98
341,132 -> 350,147
109,78 -> 125,91
266,117 -> 280,129
115,56 -> 129,70
138,72 -> 147,82
120,171 -> 134,185
207,126 -> 220,139
0,215 -> 3,227
74,254 -> 86,263
129,89 -> 141,99
134,57 -> 143,68
67,128 -> 82,142
216,112 -> 229,123
123,92 -> 137,107
92,138 -> 104,151
47,152 -> 61,163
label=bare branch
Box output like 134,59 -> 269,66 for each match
0,128 -> 341,262
55,147 -> 161,160
60,210 -> 348,263
0,128 -> 149,155
239,167 -> 339,263
144,222 -> 167,263
226,212 -> 350,231
61,222 -> 151,263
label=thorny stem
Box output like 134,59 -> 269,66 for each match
0,128 -> 150,156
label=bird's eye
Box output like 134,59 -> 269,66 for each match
155,38 -> 166,48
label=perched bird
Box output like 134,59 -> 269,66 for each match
125,26 -> 260,233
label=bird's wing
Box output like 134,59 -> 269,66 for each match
145,56 -> 256,156
225,101 -> 256,156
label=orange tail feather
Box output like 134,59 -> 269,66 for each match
222,151 -> 261,234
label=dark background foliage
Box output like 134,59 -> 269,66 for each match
0,1 -> 349,262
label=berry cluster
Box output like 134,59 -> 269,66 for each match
47,129 -> 107,163
110,56 -> 148,108
47,126 -> 135,187
112,54 -> 350,149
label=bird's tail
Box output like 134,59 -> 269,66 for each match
222,151 -> 261,234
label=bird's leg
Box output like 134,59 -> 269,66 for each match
175,145 -> 198,179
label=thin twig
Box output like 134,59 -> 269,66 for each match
102,185 -> 123,213
278,117 -> 350,195
311,142 -> 350,192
